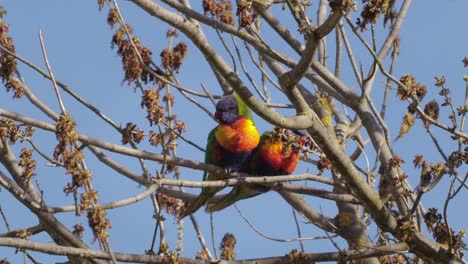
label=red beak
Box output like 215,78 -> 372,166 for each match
214,111 -> 221,121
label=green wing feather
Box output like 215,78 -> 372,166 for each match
205,128 -> 217,164
233,93 -> 253,121
206,184 -> 263,212
179,128 -> 224,218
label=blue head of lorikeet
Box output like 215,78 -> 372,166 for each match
214,96 -> 240,124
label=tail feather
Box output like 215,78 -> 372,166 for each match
206,185 -> 262,212
178,193 -> 211,219
179,188 -> 220,219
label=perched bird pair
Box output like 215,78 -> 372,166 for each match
178,95 -> 306,219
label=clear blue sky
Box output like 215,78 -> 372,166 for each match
1,1 -> 467,263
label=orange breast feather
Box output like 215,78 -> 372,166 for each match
260,138 -> 301,174
215,118 -> 260,152
259,139 -> 284,171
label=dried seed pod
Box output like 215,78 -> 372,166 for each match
423,100 -> 440,128
397,112 -> 415,139
220,233 -> 236,260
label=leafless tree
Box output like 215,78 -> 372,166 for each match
0,1 -> 467,263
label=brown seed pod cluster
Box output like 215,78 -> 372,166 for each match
107,8 -> 119,28
161,251 -> 182,264
446,150 -> 467,170
356,0 -> 392,31
54,114 -> 110,242
378,254 -> 406,264
121,122 -> 145,145
395,219 -> 417,242
317,156 -> 332,173
456,105 -> 468,116
463,57 -> 468,67
20,125 -> 35,142
397,74 -> 427,102
87,207 -> 112,241
19,148 -> 36,183
54,114 -> 79,159
388,155 -> 404,168
220,233 -> 236,260
112,25 -> 153,85
15,229 -> 32,240
160,42 -> 188,73
423,100 -> 440,128
62,151 -> 92,193
157,191 -> 180,216
97,0 -> 104,10
237,0 -> 257,28
141,88 -> 165,126
54,114 -> 93,194
136,87 -> 188,174
203,0 -> 235,26
413,155 -> 447,189
149,131 -> 164,147
0,118 -> 20,144
328,0 -> 353,14
80,189 -> 99,211
150,121 -> 186,158
0,8 -> 23,98
397,112 -> 415,139
424,208 -> 466,255
73,223 -> 85,238
287,249 -> 313,264
434,76 -> 446,87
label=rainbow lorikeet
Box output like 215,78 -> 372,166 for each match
206,128 -> 307,212
178,95 -> 260,219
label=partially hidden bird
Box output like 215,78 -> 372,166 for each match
206,127 -> 307,212
178,95 -> 260,219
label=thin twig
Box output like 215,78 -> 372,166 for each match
234,204 -> 333,242
201,83 -> 217,106
46,185 -> 158,213
365,92 -> 391,145
0,224 -> 44,238
231,36 -> 267,101
0,204 -> 11,232
189,215 -> 214,260
338,22 -> 362,86
25,138 -> 64,167
210,212 -> 217,259
334,25 -> 342,78
176,89 -> 216,121
291,208 -> 305,251
38,30 -> 66,114
380,40 -> 399,119
149,214 -> 159,254
426,128 -> 448,161
216,29 -> 237,73
244,41 -> 282,93
151,193 -> 167,247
